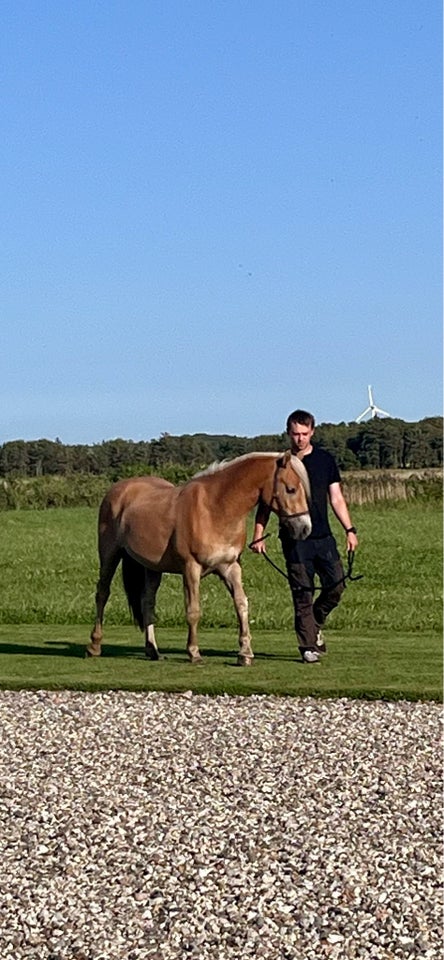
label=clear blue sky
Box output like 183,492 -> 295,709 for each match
1,0 -> 441,444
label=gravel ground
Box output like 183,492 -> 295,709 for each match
0,690 -> 441,960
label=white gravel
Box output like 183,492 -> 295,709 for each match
0,690 -> 441,959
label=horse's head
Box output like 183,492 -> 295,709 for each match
271,451 -> 312,539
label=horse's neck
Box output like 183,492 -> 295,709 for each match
215,456 -> 274,515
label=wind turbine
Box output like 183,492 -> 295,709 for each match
356,386 -> 392,422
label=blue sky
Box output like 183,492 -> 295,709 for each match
1,0 -> 441,444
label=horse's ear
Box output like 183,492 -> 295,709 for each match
277,450 -> 292,467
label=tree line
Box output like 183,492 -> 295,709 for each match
0,417 -> 441,479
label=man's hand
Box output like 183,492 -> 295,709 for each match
249,523 -> 268,554
250,537 -> 267,554
346,530 -> 358,551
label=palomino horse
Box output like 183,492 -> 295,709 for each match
86,451 -> 311,665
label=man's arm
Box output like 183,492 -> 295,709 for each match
250,501 -> 272,554
328,482 -> 359,551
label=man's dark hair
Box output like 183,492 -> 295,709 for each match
286,409 -> 315,432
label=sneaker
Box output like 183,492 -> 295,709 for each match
303,650 -> 321,663
315,629 -> 327,654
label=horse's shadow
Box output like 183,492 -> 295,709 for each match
0,640 -> 244,660
0,640 -> 104,658
0,640 -> 294,662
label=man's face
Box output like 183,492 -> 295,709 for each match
287,421 -> 314,453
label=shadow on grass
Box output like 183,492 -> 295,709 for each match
0,639 -> 251,661
0,638 -> 301,668
0,640 -> 147,658
0,640 -> 92,658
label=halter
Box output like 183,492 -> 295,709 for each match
270,460 -> 310,521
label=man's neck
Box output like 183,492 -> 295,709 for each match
294,444 -> 313,459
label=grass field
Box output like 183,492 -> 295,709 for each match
0,500 -> 442,700
0,624 -> 441,700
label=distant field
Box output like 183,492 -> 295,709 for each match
0,501 -> 441,634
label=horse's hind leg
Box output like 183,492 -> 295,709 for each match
217,561 -> 254,666
142,570 -> 162,660
86,550 -> 121,657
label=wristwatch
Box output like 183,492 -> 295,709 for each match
346,526 -> 357,534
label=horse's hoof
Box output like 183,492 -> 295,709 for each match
237,656 -> 253,667
190,656 -> 203,665
85,646 -> 101,658
145,647 -> 160,661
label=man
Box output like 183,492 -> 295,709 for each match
251,409 -> 358,663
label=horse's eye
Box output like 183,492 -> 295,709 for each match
286,486 -> 296,494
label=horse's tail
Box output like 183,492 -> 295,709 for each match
121,551 -> 145,631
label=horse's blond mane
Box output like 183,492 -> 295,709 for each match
288,453 -> 311,500
194,451 -> 278,478
194,451 -> 310,499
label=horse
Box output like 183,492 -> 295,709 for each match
86,451 -> 311,666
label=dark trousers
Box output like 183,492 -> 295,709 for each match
282,536 -> 345,652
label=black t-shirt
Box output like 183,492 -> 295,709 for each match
281,445 -> 341,542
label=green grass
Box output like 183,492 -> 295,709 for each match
0,625 -> 441,701
0,501 -> 442,632
0,500 -> 441,700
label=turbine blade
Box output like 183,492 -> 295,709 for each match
356,407 -> 371,421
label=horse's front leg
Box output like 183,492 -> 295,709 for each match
142,570 -> 162,660
217,561 -> 254,666
183,562 -> 203,663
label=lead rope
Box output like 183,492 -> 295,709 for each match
248,535 -> 364,591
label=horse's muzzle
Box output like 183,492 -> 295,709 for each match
280,513 -> 312,540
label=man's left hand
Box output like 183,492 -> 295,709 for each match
346,531 -> 358,551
